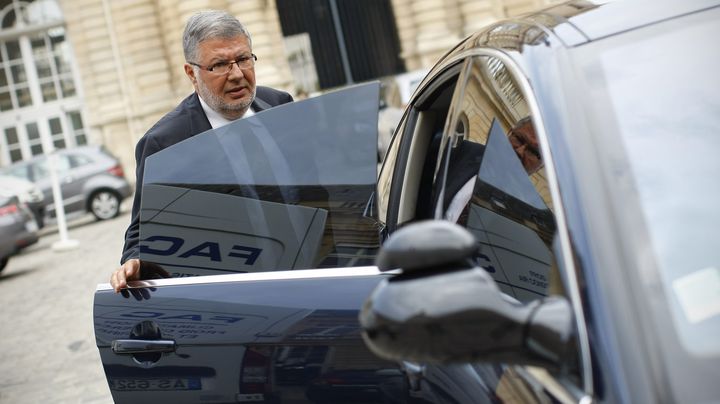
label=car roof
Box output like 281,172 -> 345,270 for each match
543,0 -> 720,46
449,0 -> 720,55
418,0 -> 717,84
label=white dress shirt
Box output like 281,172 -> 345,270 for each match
198,95 -> 255,129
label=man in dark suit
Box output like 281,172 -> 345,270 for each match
111,10 -> 292,292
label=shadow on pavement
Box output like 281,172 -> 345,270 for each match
0,267 -> 38,282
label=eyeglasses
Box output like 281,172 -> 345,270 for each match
509,130 -> 541,160
188,54 -> 257,74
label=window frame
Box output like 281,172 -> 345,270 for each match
0,1 -> 86,166
395,47 -> 595,399
377,62 -> 464,234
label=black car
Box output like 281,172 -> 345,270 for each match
93,0 -> 720,403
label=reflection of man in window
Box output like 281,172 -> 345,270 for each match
445,117 -> 542,224
445,117 -> 557,301
508,117 -> 542,175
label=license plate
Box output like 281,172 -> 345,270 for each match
109,378 -> 202,391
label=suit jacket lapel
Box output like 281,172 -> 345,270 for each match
252,96 -> 272,112
188,93 -> 212,135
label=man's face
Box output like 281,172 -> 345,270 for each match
509,121 -> 542,174
184,35 -> 256,120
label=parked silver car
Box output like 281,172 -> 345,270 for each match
0,174 -> 45,227
0,145 -> 133,222
0,195 -> 38,273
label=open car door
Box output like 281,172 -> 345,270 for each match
93,83 -> 406,404
137,83 -> 380,277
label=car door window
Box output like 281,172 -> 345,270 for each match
68,153 -> 92,168
139,83 -> 381,277
436,56 -> 557,302
32,155 -> 72,180
1,164 -> 31,181
376,63 -> 462,232
435,55 -> 581,388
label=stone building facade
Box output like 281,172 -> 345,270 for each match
1,0 -> 561,178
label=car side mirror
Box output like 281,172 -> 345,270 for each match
360,220 -> 575,372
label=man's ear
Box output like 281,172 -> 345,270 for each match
184,64 -> 199,90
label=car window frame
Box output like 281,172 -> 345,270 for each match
428,47 -> 595,400
67,152 -> 93,168
378,62 -> 464,234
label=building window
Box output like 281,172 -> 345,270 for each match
0,0 -> 87,166
67,110 -> 86,145
4,126 -> 21,162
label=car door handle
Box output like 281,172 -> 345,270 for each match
111,339 -> 176,354
402,361 -> 425,391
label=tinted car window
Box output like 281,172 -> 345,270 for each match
432,54 -> 580,387
376,64 -> 461,232
139,83 -> 381,277
68,153 -> 93,168
32,155 -> 72,180
1,164 -> 31,181
438,56 -> 559,303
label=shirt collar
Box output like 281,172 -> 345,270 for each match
198,94 -> 255,129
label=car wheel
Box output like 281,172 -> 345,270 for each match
0,257 -> 8,273
90,190 -> 121,220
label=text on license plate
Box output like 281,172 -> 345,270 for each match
109,378 -> 202,391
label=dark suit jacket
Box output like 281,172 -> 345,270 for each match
120,86 -> 293,264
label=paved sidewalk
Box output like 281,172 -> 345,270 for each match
0,210 -> 130,403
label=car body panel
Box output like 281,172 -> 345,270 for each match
552,0 -> 720,45
94,268 -> 401,404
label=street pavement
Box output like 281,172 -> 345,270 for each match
0,208 -> 131,403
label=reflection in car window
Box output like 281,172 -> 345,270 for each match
139,83 -> 381,278
478,119 -> 546,210
33,155 -> 72,179
1,164 -> 31,181
69,153 -> 92,168
433,55 -> 580,389
438,56 -> 558,303
430,55 -> 580,390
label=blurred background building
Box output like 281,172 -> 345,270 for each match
0,0 -> 562,180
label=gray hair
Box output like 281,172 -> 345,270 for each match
183,10 -> 252,63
